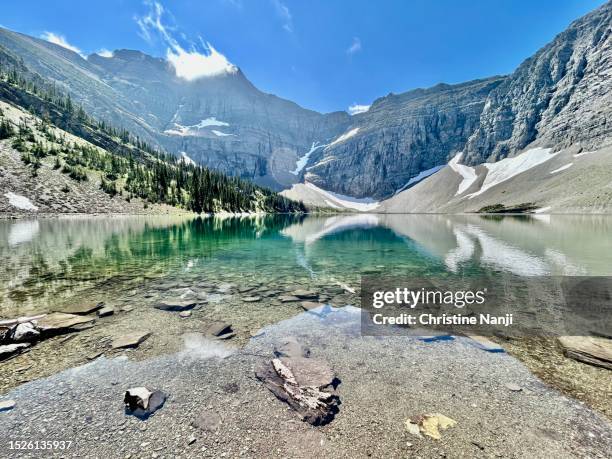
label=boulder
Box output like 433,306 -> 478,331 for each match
124,387 -> 167,419
111,331 -> 151,349
179,311 -> 192,318
255,356 -> 339,425
558,336 -> 612,370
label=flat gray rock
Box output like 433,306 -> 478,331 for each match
204,322 -> 232,337
242,296 -> 262,302
57,302 -> 104,315
35,313 -> 95,333
111,331 -> 151,349
558,336 -> 612,370
97,307 -> 115,317
291,290 -> 318,299
301,301 -> 323,311
154,299 -> 198,312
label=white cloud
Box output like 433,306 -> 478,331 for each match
135,1 -> 237,80
96,49 -> 114,58
40,32 -> 84,58
271,0 -> 293,32
346,37 -> 362,55
167,43 -> 237,80
348,103 -> 370,115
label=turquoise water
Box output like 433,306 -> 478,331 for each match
2,213 -> 612,317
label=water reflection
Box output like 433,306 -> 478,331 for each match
2,213 -> 611,316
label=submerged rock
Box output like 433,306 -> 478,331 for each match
97,307 -> 115,317
124,387 -> 167,419
36,313 -> 95,334
255,355 -> 339,426
112,331 -> 151,349
58,302 -> 104,315
204,321 -> 232,338
274,337 -> 310,358
300,301 -> 324,311
279,295 -> 300,303
154,299 -> 198,312
191,409 -> 222,432
405,413 -> 457,440
291,290 -> 318,299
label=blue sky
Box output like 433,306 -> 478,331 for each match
0,0 -> 606,113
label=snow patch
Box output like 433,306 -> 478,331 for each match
305,182 -> 379,211
574,150 -> 596,158
164,117 -> 230,136
211,130 -> 235,137
327,128 -> 359,148
550,163 -> 573,174
196,117 -> 230,128
395,165 -> 445,194
468,147 -> 558,199
291,142 -> 326,175
4,192 -> 38,211
448,153 -> 477,195
534,206 -> 552,214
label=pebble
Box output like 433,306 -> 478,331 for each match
505,383 -> 523,392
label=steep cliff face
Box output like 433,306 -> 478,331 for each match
89,51 -> 350,188
463,1 -> 612,164
305,78 -> 504,199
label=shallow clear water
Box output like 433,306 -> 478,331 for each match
2,213 -> 612,317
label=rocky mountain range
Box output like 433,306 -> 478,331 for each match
306,0 -> 611,199
0,1 -> 610,206
0,30 -> 349,190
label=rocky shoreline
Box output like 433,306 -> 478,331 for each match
1,306 -> 611,458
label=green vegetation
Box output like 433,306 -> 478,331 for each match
0,49 -> 306,214
477,203 -> 539,214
